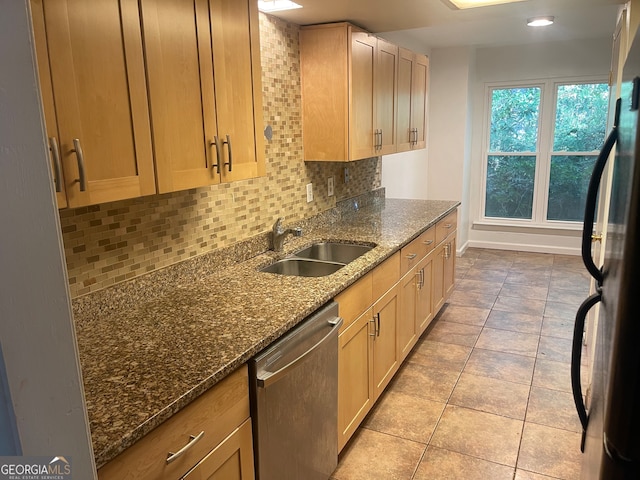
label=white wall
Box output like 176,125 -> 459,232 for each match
381,149 -> 429,199
0,1 -> 96,476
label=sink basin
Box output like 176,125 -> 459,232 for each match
260,258 -> 344,277
293,242 -> 373,264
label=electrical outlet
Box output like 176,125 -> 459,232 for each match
344,167 -> 350,184
328,177 -> 334,197
306,183 -> 313,203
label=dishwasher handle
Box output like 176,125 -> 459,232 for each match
257,317 -> 343,388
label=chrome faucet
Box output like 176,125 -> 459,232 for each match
272,218 -> 302,252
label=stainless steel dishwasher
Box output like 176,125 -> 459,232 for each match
249,301 -> 343,480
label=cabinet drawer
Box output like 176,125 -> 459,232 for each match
372,252 -> 400,299
435,210 -> 457,245
400,228 -> 435,275
336,273 -> 373,333
98,366 -> 250,480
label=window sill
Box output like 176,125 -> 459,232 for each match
472,220 -> 582,236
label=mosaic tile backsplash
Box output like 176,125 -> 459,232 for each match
59,13 -> 382,298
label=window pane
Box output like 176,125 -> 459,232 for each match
489,87 -> 540,152
547,155 -> 596,221
485,155 -> 535,219
553,83 -> 609,152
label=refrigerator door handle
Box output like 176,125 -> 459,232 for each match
581,98 -> 621,286
572,291 -> 602,450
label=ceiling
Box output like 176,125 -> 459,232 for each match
265,0 -> 625,50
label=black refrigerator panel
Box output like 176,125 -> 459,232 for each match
583,33 -> 640,479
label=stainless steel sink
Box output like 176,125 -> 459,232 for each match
260,258 -> 344,277
259,242 -> 375,277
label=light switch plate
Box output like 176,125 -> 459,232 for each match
306,183 -> 313,202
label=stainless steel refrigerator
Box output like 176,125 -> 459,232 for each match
573,31 -> 640,479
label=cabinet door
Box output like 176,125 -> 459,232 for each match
443,236 -> 456,301
398,269 -> 418,361
338,310 -> 374,452
411,54 -> 429,150
210,0 -> 265,183
372,284 -> 399,400
142,0 -> 220,193
375,39 -> 398,155
350,32 -> 377,160
31,0 -> 67,208
416,253 -> 434,335
40,0 -> 155,207
396,48 -> 413,152
432,242 -> 446,315
182,419 -> 255,480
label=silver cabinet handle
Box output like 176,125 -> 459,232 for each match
223,135 -> 232,172
378,129 -> 382,150
415,270 -> 422,290
444,243 -> 451,259
406,253 -> 417,260
49,137 -> 62,193
72,138 -> 86,191
444,223 -> 453,229
423,239 -> 433,246
369,316 -> 377,337
420,268 -> 425,289
166,431 -> 204,464
210,136 -> 222,174
375,312 -> 381,337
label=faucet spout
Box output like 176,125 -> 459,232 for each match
272,218 -> 302,252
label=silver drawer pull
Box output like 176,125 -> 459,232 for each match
423,239 -> 433,245
72,138 -> 86,192
444,223 -> 453,229
166,431 -> 204,464
406,253 -> 417,260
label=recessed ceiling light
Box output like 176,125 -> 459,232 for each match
527,16 -> 555,27
445,0 -> 527,9
258,0 -> 302,13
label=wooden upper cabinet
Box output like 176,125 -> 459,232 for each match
350,31 -> 377,161
375,39 -> 398,155
31,0 -> 156,208
397,48 -> 429,152
142,0 -> 265,194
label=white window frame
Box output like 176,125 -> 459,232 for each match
479,76 -> 609,230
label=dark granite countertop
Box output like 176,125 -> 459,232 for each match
72,197 -> 459,468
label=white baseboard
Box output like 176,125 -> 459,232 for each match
466,240 -> 580,256
456,240 -> 469,257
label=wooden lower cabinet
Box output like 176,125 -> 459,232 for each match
398,268 -> 418,361
372,284 -> 400,399
97,366 -> 253,480
432,241 -> 446,314
182,419 -> 254,480
416,252 -> 435,335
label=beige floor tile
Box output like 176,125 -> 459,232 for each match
363,391 -> 445,443
390,361 -> 461,402
464,267 -> 509,283
526,386 -> 582,433
476,328 -> 540,357
546,288 -> 587,306
332,428 -> 425,480
448,290 -> 497,309
464,348 -> 535,385
532,359 -> 572,393
552,254 -> 586,270
485,310 -> 543,335
544,300 -> 581,321
439,304 -> 491,327
517,423 -> 582,479
426,320 -> 483,347
449,373 -> 530,420
430,405 -> 523,466
504,270 -> 551,287
493,295 -> 547,316
407,340 -> 472,373
455,278 -> 504,296
541,317 -> 574,340
414,446 -> 515,480
477,249 -> 519,261
549,271 -> 590,293
514,252 -> 554,265
537,336 -> 572,363
473,257 -> 514,270
499,283 -> 549,301
515,469 -> 563,479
